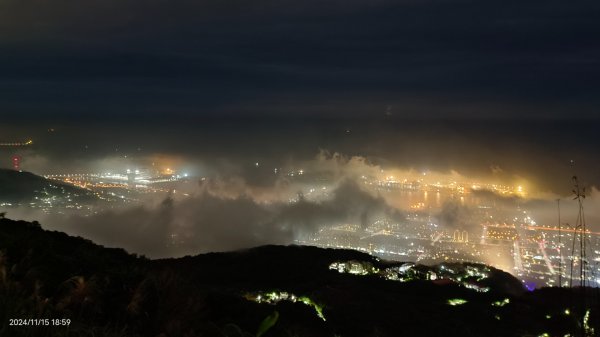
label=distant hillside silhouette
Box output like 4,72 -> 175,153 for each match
0,169 -> 96,204
0,217 -> 597,337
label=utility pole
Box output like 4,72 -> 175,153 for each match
557,198 -> 562,287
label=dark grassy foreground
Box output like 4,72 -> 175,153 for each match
0,217 -> 598,337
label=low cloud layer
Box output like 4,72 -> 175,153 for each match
39,179 -> 401,258
4,150 -> 600,259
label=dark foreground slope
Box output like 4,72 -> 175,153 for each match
0,218 -> 598,337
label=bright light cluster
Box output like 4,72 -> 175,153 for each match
245,291 -> 326,321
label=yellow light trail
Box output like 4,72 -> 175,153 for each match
0,139 -> 33,146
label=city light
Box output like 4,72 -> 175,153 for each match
447,298 -> 467,306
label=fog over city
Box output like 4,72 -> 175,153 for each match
2,121 -> 600,264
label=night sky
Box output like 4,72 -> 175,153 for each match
1,0 -> 599,121
1,0 -> 600,194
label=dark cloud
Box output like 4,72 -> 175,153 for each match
44,191 -> 285,258
276,180 -> 405,231
437,199 -> 473,230
0,0 -> 598,120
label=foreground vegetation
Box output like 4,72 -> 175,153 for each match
0,217 -> 598,337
